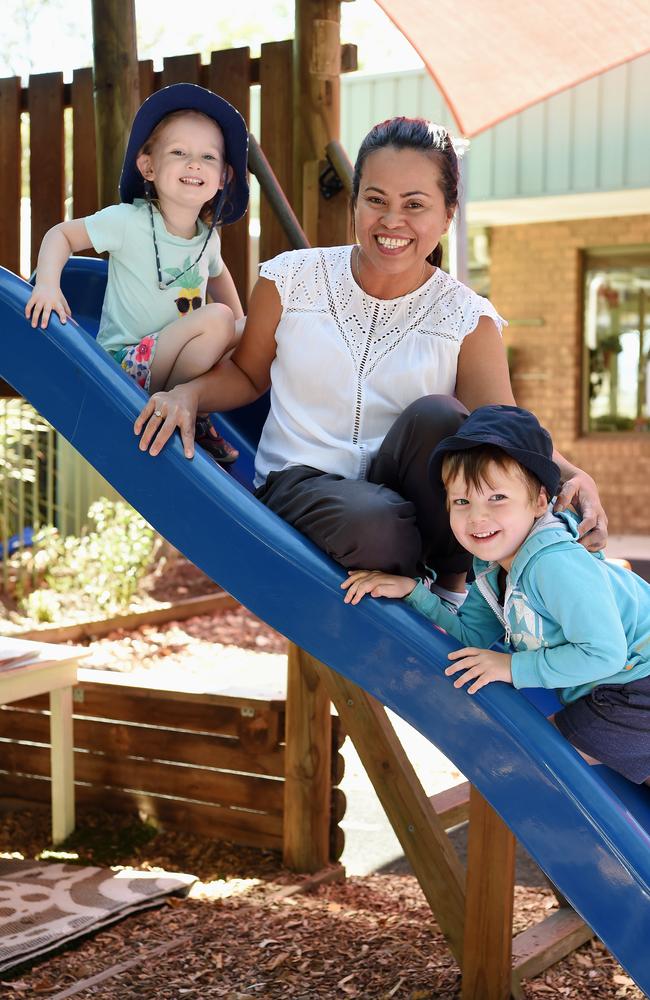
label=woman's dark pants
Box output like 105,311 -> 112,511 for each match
254,395 -> 470,578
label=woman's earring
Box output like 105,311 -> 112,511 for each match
143,179 -> 154,199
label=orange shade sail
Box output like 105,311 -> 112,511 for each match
375,0 -> 650,137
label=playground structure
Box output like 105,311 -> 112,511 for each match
1,256 -> 650,999
1,2 -> 650,997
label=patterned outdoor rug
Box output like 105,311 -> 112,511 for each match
0,857 -> 195,973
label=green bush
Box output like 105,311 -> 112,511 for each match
18,499 -> 157,617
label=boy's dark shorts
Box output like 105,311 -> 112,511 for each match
555,674 -> 650,784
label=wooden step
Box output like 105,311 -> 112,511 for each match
429,780 -> 470,830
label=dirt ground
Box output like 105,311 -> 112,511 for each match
0,557 -> 646,998
0,802 -> 643,1000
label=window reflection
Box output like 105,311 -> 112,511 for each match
584,253 -> 650,433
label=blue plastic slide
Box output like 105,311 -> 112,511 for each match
1,259 -> 649,992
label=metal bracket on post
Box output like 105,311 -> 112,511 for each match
318,158 -> 345,200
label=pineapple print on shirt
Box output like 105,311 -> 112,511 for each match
164,258 -> 203,315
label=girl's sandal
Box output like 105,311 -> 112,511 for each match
194,417 -> 239,464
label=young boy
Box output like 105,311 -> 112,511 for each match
342,405 -> 650,785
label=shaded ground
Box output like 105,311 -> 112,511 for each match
0,805 -> 643,999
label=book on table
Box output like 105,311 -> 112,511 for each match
0,638 -> 83,673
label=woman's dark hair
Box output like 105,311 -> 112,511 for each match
352,117 -> 459,269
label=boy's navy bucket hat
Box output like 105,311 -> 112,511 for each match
119,83 -> 249,225
429,404 -> 562,498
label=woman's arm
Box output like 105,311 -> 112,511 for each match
455,316 -> 516,410
207,265 -> 244,320
551,452 -> 607,551
134,276 -> 281,458
456,317 -> 608,549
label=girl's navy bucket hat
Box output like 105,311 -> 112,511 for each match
119,83 -> 249,225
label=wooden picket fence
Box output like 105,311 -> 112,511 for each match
0,42 -> 355,304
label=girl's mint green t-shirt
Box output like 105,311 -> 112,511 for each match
85,200 -> 223,354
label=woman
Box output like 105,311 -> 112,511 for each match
135,117 -> 607,599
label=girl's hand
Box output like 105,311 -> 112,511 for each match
445,648 -> 512,694
134,384 -> 199,458
341,569 -> 416,605
553,470 -> 608,551
25,284 -> 71,329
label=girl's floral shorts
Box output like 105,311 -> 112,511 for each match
111,335 -> 158,390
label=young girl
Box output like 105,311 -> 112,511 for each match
25,83 -> 249,464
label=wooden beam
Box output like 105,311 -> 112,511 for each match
308,653 -> 466,966
293,0 -> 343,225
461,786 -> 516,1000
28,72 -> 65,273
91,0 -> 140,208
430,780 -> 470,830
209,47 -> 251,305
283,644 -> 332,873
71,68 -> 98,221
259,39 -> 294,260
18,45 -> 358,113
15,590 -> 239,644
0,76 -> 22,274
512,907 -> 593,993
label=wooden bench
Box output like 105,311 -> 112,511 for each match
0,660 -> 345,857
0,640 -> 86,844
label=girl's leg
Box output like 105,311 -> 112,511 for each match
148,303 -> 237,394
369,394 -> 471,584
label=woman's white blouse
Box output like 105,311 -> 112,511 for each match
254,246 -> 505,487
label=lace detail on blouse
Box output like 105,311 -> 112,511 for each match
254,246 -> 506,487
260,246 -> 503,382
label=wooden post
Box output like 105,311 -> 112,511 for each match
0,76 -> 21,274
91,0 -> 140,208
210,47 -> 252,306
49,684 -> 75,845
311,655 -> 467,966
260,40 -> 294,262
461,786 -> 516,1000
28,73 -> 65,273
293,0 -> 342,226
71,68 -> 99,221
283,643 -> 332,872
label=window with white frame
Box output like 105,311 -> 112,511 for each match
583,249 -> 650,433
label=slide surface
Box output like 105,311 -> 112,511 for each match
1,259 -> 649,992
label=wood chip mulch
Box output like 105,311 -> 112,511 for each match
0,560 -> 645,998
0,806 -> 644,1000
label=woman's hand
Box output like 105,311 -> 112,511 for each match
341,570 -> 416,605
445,648 -> 512,694
553,469 -> 608,551
134,383 -> 200,458
25,284 -> 71,329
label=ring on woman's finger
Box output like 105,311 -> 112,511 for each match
154,409 -> 163,418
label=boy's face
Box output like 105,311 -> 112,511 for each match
136,113 -> 228,211
446,460 -> 547,571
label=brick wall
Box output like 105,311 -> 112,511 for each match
489,214 -> 650,535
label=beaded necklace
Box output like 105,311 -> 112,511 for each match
146,182 -> 228,290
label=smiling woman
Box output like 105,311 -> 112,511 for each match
135,115 -> 609,593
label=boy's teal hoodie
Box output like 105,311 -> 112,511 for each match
404,510 -> 650,704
